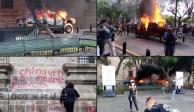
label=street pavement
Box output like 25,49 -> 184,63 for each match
104,32 -> 194,56
55,28 -> 96,40
97,90 -> 194,112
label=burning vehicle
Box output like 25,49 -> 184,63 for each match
135,0 -> 167,41
17,9 -> 76,34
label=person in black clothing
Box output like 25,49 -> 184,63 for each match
60,83 -> 80,112
128,80 -> 139,112
144,97 -> 169,112
126,23 -> 130,36
97,19 -> 108,56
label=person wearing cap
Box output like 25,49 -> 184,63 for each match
144,97 -> 168,112
128,80 -> 139,112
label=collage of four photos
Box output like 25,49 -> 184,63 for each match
0,0 -> 194,112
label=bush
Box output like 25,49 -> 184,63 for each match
116,85 -> 125,94
97,85 -> 103,95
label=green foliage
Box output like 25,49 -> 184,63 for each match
186,14 -> 194,23
166,16 -> 175,25
116,85 -> 125,94
158,57 -> 178,69
97,0 -> 129,19
124,60 -> 133,69
97,85 -> 103,95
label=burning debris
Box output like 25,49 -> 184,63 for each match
135,0 -> 167,41
35,9 -> 76,33
21,0 -> 76,35
138,79 -> 169,85
17,9 -> 76,34
140,0 -> 166,30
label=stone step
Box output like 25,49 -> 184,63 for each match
67,74 -> 96,82
0,74 -> 8,80
65,68 -> 96,73
69,72 -> 96,76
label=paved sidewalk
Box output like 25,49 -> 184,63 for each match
97,90 -> 194,112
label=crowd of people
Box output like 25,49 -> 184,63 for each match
97,18 -> 194,56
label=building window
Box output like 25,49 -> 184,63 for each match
1,0 -> 14,9
78,56 -> 96,64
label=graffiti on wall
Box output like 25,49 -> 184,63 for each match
10,57 -> 67,91
11,67 -> 65,89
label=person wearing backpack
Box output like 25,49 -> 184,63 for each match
163,29 -> 176,56
60,82 -> 80,112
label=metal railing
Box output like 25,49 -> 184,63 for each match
77,56 -> 96,64
0,27 -> 96,56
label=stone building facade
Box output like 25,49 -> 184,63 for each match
0,0 -> 30,28
0,57 -> 96,112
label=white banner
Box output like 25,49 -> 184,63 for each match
176,71 -> 184,87
102,66 -> 116,86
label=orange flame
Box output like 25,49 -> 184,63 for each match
140,0 -> 166,30
56,10 -> 68,20
157,79 -> 169,85
138,79 -> 144,84
36,10 -> 68,20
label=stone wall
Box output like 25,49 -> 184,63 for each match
0,57 -> 96,112
0,0 -> 30,28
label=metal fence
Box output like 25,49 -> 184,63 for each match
0,27 -> 52,42
77,56 -> 96,64
0,27 -> 96,56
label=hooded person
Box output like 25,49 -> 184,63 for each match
60,82 -> 80,112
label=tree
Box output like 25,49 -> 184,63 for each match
166,15 -> 176,25
115,57 -> 126,77
167,0 -> 194,26
175,57 -> 193,85
156,57 -> 178,81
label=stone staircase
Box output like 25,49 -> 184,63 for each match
0,63 -> 13,91
63,63 -> 96,112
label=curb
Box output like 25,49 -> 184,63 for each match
114,43 -> 140,56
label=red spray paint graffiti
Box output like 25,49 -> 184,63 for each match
11,67 -> 65,89
82,102 -> 96,112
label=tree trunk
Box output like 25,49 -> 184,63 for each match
115,57 -> 126,77
187,71 -> 192,85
